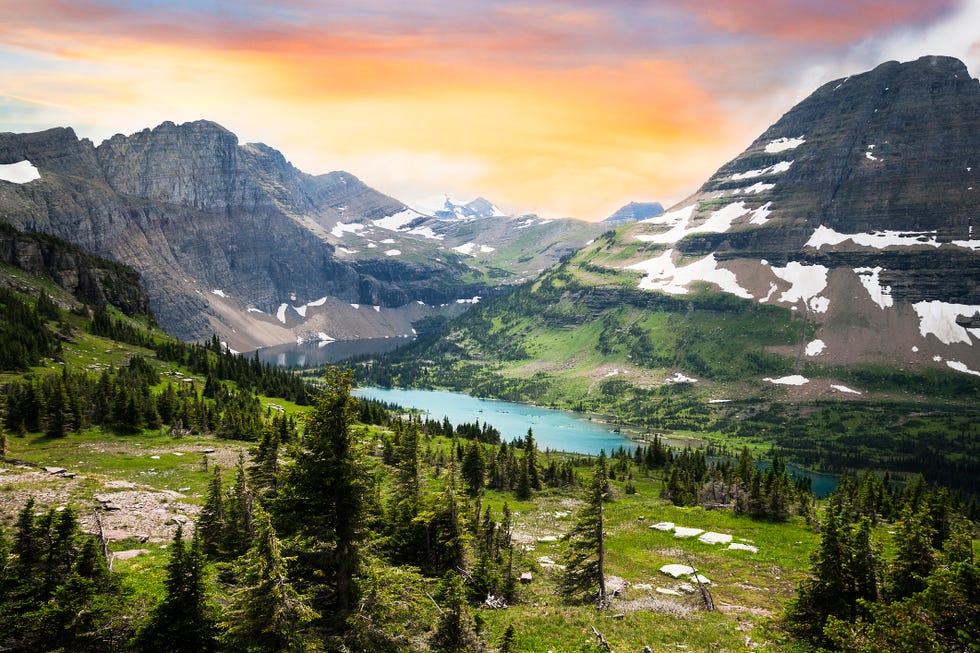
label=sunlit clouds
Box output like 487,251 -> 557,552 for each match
1,0 -> 977,219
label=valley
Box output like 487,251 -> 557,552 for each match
0,53 -> 978,653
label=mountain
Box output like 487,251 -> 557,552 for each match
603,201 -> 665,223
357,56 -> 979,483
0,121 -> 605,350
415,195 -> 508,219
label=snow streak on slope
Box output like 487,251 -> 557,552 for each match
626,251 -> 752,298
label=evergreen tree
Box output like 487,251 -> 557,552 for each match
223,510 -> 317,652
785,499 -> 880,641
559,451 -> 608,607
887,506 -> 936,599
429,571 -> 484,653
197,466 -> 225,557
224,452 -> 255,557
524,428 -> 541,490
273,369 -> 364,617
461,439 -> 486,497
135,525 -> 219,653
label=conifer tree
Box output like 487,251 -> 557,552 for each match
430,571 -> 484,653
273,369 -> 364,616
559,451 -> 608,607
197,466 -> 225,557
223,509 -> 317,652
224,452 -> 255,557
524,428 -> 541,490
461,439 -> 486,497
135,525 -> 219,653
887,506 -> 936,599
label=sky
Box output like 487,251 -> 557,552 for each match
1,1 -> 978,220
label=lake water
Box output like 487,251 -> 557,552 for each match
354,386 -> 632,455
252,337 -> 412,368
353,386 -> 839,495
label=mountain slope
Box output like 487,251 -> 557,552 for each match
0,121 -> 606,350
357,56 -> 980,484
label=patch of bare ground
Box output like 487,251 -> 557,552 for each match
0,467 -> 199,543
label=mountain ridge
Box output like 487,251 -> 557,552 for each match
0,120 -> 607,349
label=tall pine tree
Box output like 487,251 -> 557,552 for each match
273,369 -> 364,618
559,452 -> 609,607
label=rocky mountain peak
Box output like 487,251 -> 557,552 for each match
605,56 -> 979,373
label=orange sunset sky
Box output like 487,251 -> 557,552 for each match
2,0 -> 979,219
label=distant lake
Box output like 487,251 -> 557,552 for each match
252,337 -> 412,368
353,386 -> 839,495
354,386 -> 633,455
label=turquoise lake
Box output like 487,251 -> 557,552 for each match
353,386 -> 631,455
354,386 -> 839,496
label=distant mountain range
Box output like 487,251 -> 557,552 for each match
0,121 -> 608,350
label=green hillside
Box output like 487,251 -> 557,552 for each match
355,232 -> 980,491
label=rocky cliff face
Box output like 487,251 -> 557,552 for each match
0,121 -> 501,348
610,55 -> 980,375
0,222 -> 150,315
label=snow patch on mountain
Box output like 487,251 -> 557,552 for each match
764,136 -> 805,153
770,262 -> 830,313
0,160 -> 40,184
764,375 -> 809,385
805,340 -> 826,356
912,301 -> 980,345
373,209 -> 421,231
731,160 -> 793,180
854,267 -> 893,309
806,226 -> 941,249
627,251 -> 752,299
748,202 -> 773,225
331,222 -> 365,238
947,360 -> 980,376
634,202 -> 751,245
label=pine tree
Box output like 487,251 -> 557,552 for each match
559,451 -> 608,607
224,452 -> 255,557
135,525 -> 219,653
887,506 -> 936,600
524,429 -> 541,490
273,369 -> 364,616
461,439 -> 486,497
223,510 -> 317,652
430,571 -> 484,653
197,466 -> 225,557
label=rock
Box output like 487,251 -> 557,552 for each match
42,466 -> 67,474
167,515 -> 189,525
650,521 -> 674,531
660,564 -> 696,578
655,587 -> 683,597
113,549 -> 150,561
520,572 -> 532,584
728,542 -> 759,553
673,526 -> 704,538
698,531 -> 733,545
536,535 -> 558,543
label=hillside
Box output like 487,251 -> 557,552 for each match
355,57 -> 980,489
0,121 -> 607,350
